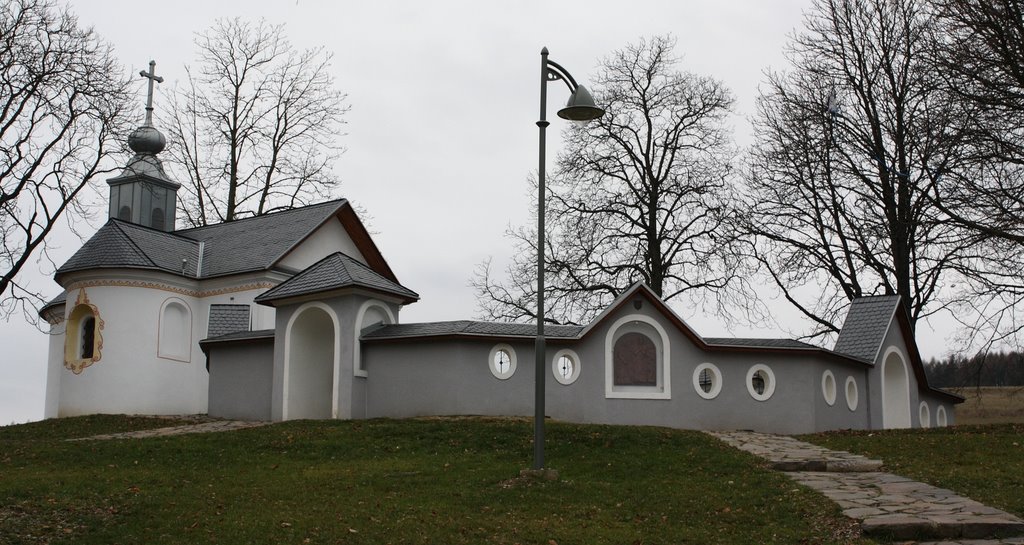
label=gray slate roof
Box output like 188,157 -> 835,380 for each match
207,304 -> 252,338
201,328 -> 275,343
107,152 -> 180,189
56,199 -> 346,279
833,295 -> 900,363
177,199 -> 345,278
363,320 -> 584,340
704,337 -> 818,349
255,252 -> 418,304
41,290 -> 68,312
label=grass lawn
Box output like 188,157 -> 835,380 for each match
1,416 -> 869,545
802,424 -> 1024,519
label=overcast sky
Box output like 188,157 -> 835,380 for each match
0,0 -> 961,425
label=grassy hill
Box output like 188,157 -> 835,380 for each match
0,416 -> 868,545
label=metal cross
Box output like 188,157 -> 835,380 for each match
139,60 -> 164,126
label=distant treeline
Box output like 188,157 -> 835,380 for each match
925,351 -> 1024,388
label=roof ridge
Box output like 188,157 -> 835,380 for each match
175,198 -> 347,236
108,221 -> 158,269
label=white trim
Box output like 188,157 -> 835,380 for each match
919,401 -> 931,428
845,376 -> 859,411
821,370 -> 837,406
604,314 -> 671,400
867,303 -> 900,366
156,297 -> 192,362
936,405 -> 948,427
552,349 -> 581,385
745,364 -> 776,401
282,301 -> 341,421
578,283 -> 697,344
881,346 -> 912,429
692,363 -> 722,400
353,299 -> 396,378
489,343 -> 517,380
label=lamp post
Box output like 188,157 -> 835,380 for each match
533,47 -> 604,471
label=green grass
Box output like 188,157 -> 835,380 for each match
802,424 -> 1024,518
0,415 -> 869,545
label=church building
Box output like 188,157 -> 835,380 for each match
38,65 -> 962,434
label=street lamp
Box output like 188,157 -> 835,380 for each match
533,47 -> 604,471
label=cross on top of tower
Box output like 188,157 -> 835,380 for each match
139,60 -> 164,127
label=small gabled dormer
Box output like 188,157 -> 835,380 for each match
107,60 -> 179,232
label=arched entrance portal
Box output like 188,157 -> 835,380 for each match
882,348 -> 911,429
285,305 -> 336,420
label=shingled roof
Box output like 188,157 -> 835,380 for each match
57,219 -> 200,276
363,320 -> 584,340
55,199 -> 358,281
832,295 -> 901,363
704,337 -> 818,349
175,199 -> 347,278
255,252 -> 418,305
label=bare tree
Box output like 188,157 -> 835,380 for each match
913,0 -> 1024,350
474,36 -> 736,324
927,0 -> 1024,243
166,18 -> 348,226
0,0 -> 131,318
735,0 -> 983,340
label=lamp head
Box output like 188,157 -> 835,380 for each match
557,85 -> 604,122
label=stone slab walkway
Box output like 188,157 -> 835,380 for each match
710,430 -> 883,472
707,430 -> 1024,542
68,418 -> 269,441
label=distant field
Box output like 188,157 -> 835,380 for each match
948,386 -> 1024,425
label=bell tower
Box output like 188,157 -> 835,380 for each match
107,60 -> 179,231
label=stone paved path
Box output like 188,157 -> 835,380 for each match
710,430 -> 884,472
707,430 -> 1024,542
68,418 -> 269,441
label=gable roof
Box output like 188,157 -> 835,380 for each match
54,198 -> 401,286
174,199 -> 351,278
832,295 -> 901,363
255,252 -> 418,305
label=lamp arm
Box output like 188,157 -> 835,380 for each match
545,59 -> 580,93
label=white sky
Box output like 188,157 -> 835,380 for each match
0,0 -> 959,425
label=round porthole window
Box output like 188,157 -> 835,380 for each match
936,405 -> 947,427
919,401 -> 931,428
489,344 -> 517,380
692,363 -> 722,400
845,376 -> 859,411
822,370 -> 837,406
745,364 -> 775,401
552,349 -> 581,385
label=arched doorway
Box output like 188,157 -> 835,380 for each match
285,305 -> 337,420
882,348 -> 911,429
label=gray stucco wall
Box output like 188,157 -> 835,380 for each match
360,303 -> 879,434
207,289 -> 959,432
811,362 -> 871,432
269,293 -> 401,421
207,339 -> 274,421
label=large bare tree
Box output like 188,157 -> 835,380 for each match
925,0 -> 1024,346
0,0 -> 131,318
474,36 -> 736,325
167,18 -> 348,226
735,0 -> 982,339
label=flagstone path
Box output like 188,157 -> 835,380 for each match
68,417 -> 269,441
708,430 -> 1024,542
